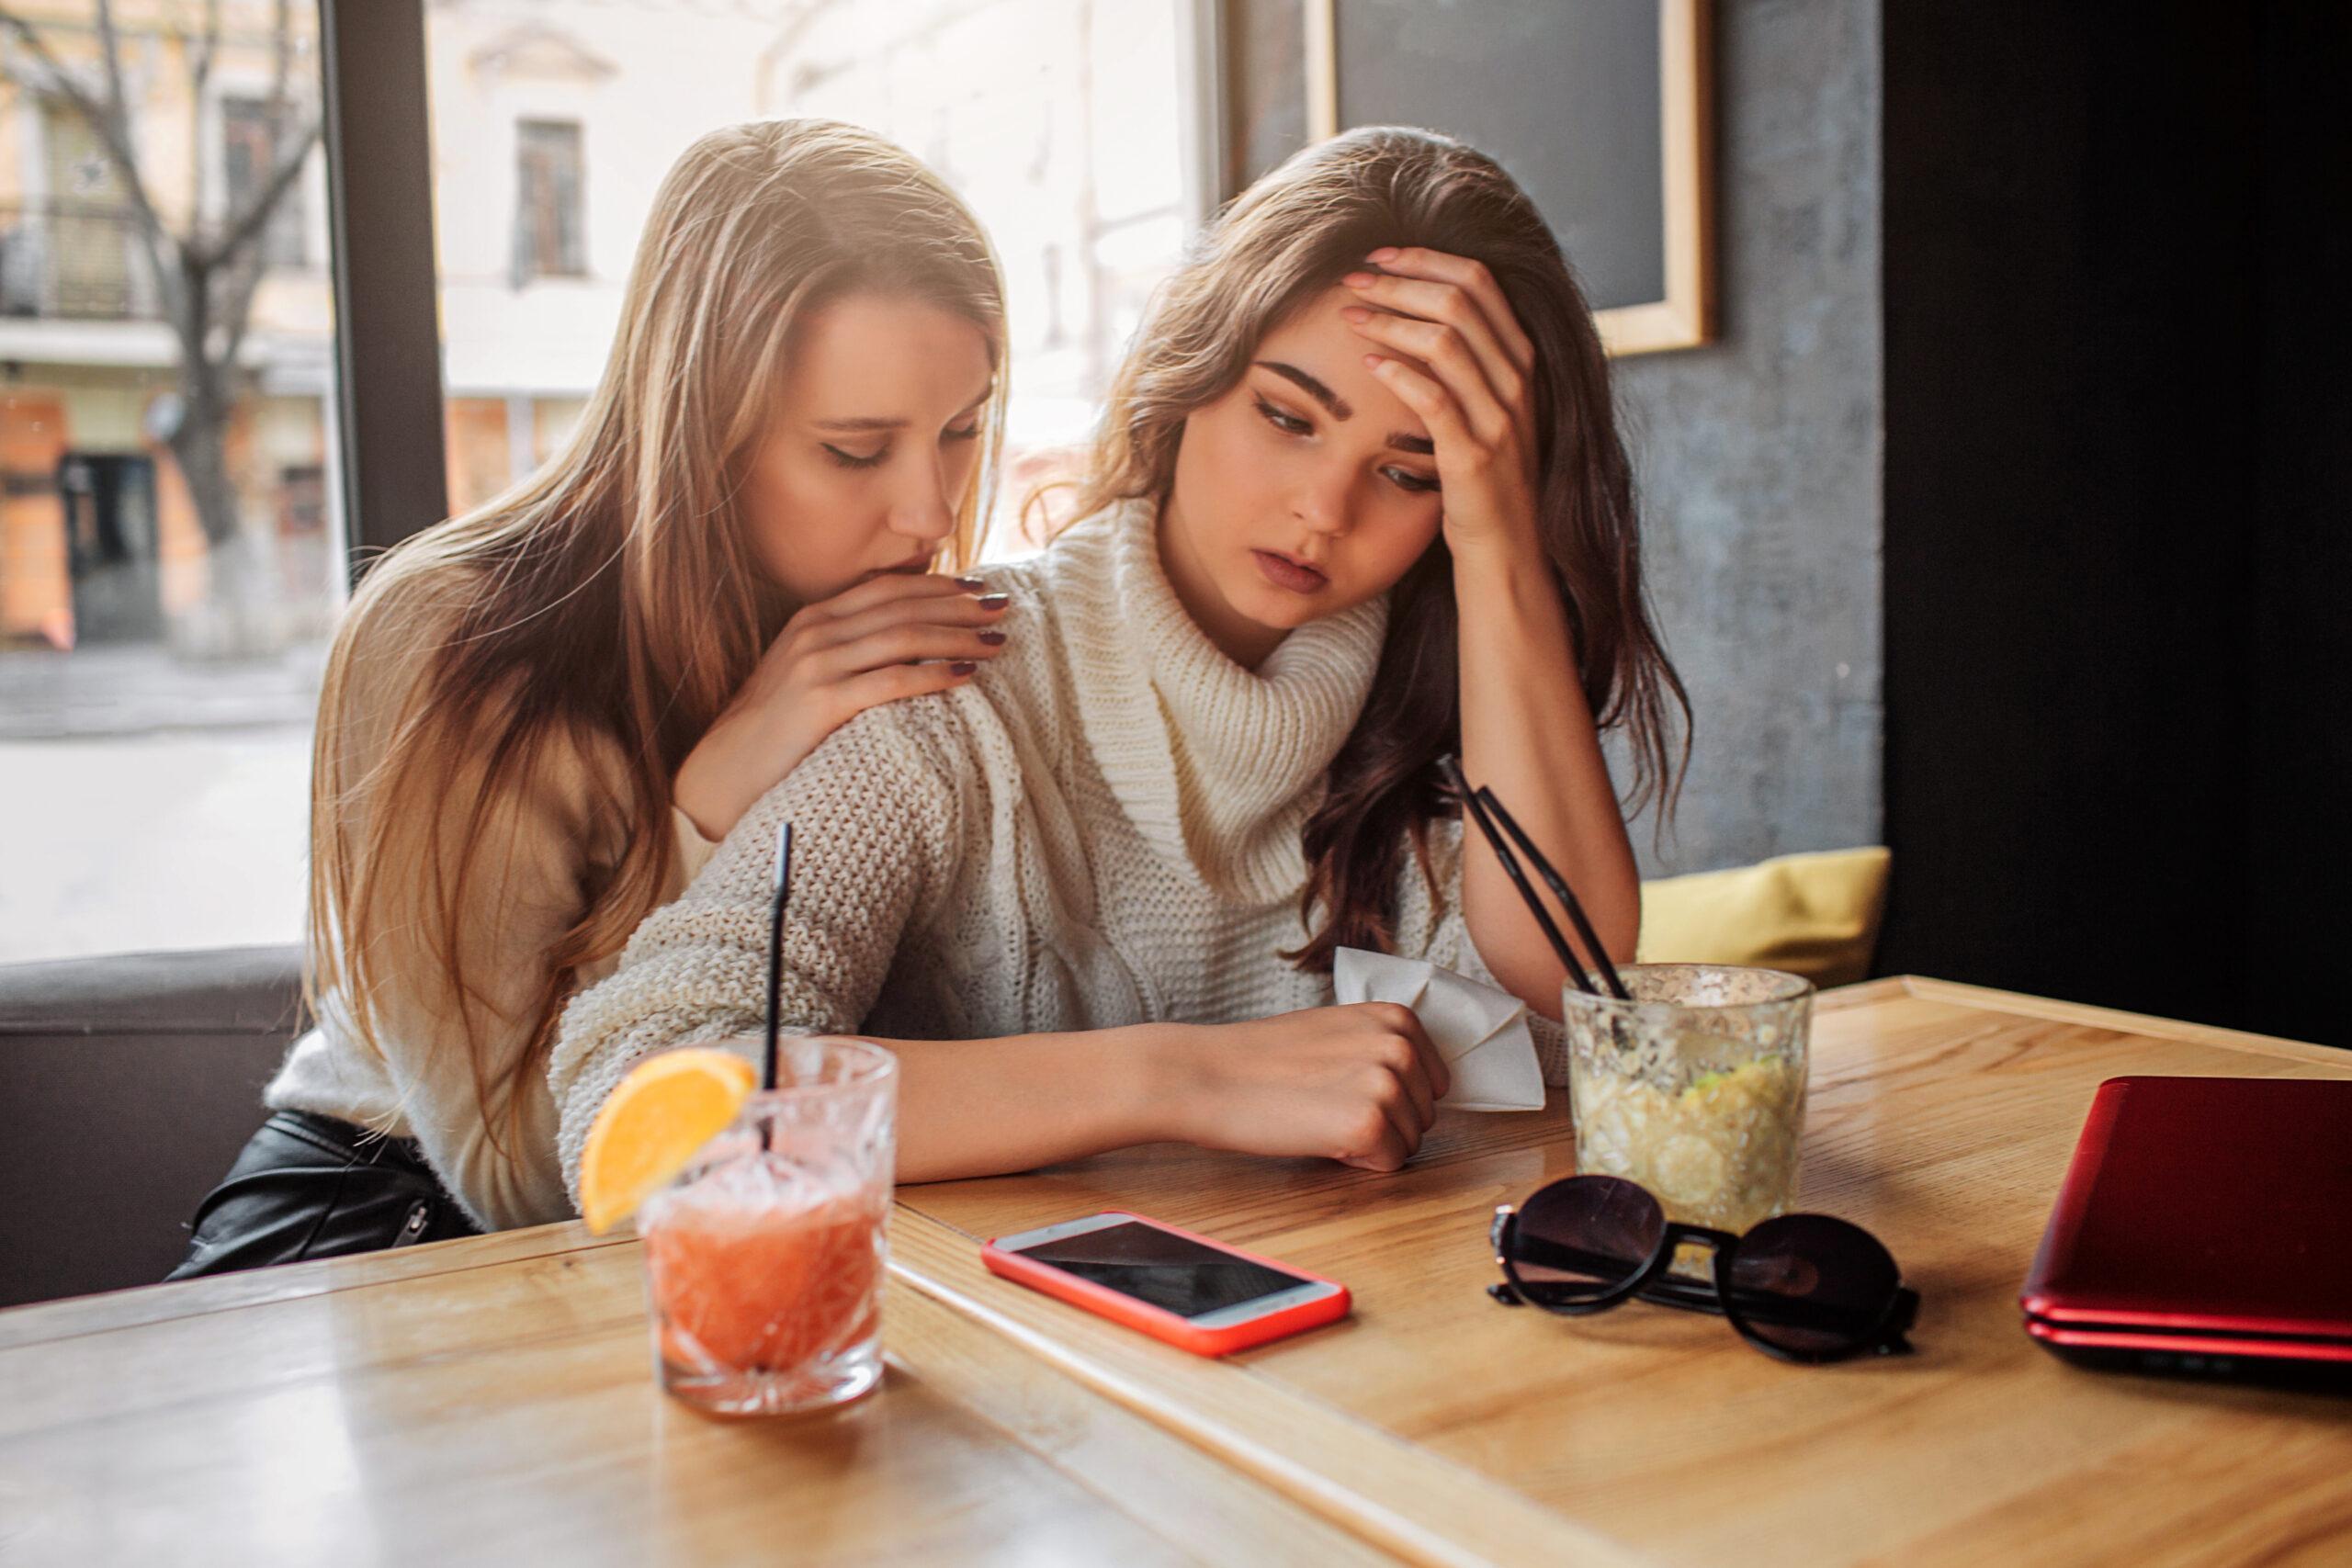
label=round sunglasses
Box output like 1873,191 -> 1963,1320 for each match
1487,1175 -> 1920,1364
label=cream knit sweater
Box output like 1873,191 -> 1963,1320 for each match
548,498 -> 1568,1201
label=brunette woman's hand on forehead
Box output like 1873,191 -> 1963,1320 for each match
672,570 -> 1012,841
1342,249 -> 1646,1012
1338,246 -> 1543,565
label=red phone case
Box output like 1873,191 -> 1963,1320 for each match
980,1209 -> 1351,1357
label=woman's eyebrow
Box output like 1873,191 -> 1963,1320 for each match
1258,360 -> 1430,453
1257,361 -> 1352,421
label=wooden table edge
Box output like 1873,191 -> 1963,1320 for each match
0,1224 -> 633,1351
1883,975 -> 2347,1066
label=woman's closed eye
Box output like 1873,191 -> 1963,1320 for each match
824,443 -> 889,470
825,421 -> 983,470
1384,466 -> 1440,494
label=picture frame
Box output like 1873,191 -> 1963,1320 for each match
1304,0 -> 1715,355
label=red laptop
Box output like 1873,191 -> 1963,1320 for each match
2021,1075 -> 2352,1387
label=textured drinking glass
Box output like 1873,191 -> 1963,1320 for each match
639,1037 -> 897,1417
1560,964 -> 1814,1235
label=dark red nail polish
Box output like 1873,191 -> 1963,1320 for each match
949,660 -> 978,676
978,629 -> 1008,645
956,574 -> 989,591
978,592 -> 1011,611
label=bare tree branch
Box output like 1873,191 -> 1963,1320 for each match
195,0 -> 220,85
216,220 -> 270,366
186,0 -> 224,244
265,0 -> 290,122
90,0 -> 135,159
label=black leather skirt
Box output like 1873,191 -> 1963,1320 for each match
167,1110 -> 481,1280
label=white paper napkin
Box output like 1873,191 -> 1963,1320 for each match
1332,947 -> 1546,1112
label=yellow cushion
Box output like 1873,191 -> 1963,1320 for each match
1636,846 -> 1891,988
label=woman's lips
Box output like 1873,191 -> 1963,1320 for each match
1252,548 -> 1329,594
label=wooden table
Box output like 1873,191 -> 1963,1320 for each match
5,978 -> 2348,1566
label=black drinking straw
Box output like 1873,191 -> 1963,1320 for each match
1437,755 -> 1597,997
1474,785 -> 1631,1001
760,821 -> 795,1147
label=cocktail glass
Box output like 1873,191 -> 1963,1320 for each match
1560,964 -> 1814,1237
639,1036 -> 896,1417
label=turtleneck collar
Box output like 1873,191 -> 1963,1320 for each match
1054,496 -> 1388,906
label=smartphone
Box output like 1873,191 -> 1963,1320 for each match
981,1210 -> 1351,1357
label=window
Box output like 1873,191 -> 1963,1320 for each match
512,118 -> 585,284
221,96 -> 308,269
28,97 -> 139,318
0,0 -> 1202,964
0,3 -> 337,964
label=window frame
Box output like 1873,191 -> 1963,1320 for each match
319,0 -> 448,572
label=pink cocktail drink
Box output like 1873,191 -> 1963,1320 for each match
639,1038 -> 897,1416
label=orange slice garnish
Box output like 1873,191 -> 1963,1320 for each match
579,1047 -> 758,1235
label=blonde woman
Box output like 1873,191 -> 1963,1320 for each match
549,126 -> 1689,1189
171,120 -> 1013,1276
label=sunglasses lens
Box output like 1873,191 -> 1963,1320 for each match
1724,1214 -> 1901,1358
1508,1176 -> 1666,1305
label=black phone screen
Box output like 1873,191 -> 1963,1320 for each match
1008,1220 -> 1312,1319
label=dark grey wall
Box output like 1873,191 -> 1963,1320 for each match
1611,0 -> 1882,876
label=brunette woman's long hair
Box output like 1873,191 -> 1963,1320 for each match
1074,126 -> 1687,971
307,119 -> 1006,1155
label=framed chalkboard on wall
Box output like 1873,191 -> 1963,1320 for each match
1304,0 -> 1715,355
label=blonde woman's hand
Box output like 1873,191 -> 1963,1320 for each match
1338,245 -> 1543,569
1154,1004 -> 1454,1173
673,570 -> 1012,840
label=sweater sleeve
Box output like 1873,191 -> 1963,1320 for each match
1393,816 -> 1571,1086
548,698 -> 967,1202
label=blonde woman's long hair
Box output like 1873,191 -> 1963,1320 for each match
1077,126 -> 1687,972
306,119 -> 1007,1155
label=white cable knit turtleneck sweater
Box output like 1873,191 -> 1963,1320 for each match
548,497 -> 1567,1200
